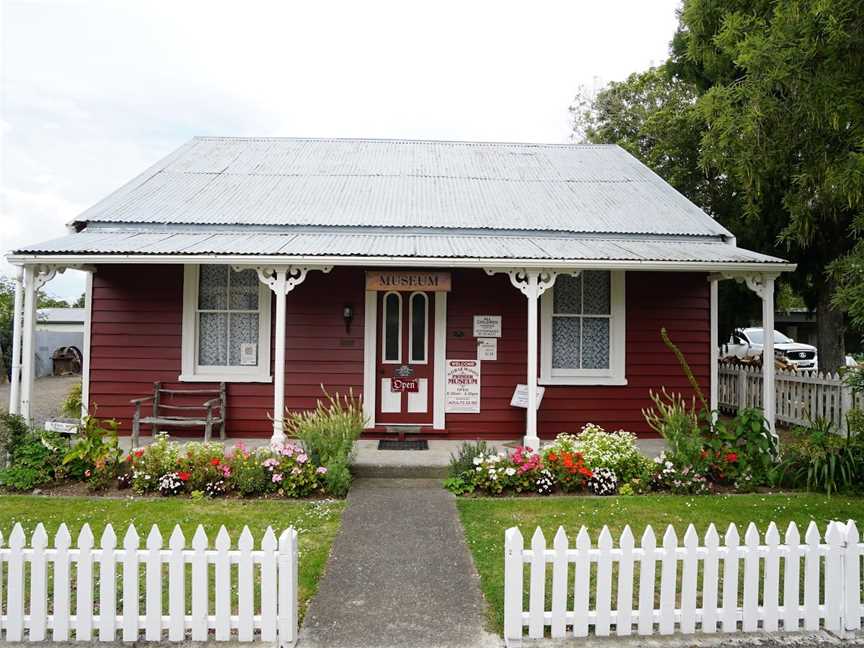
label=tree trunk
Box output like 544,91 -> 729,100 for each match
816,281 -> 845,373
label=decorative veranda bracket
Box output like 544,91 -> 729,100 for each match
708,271 -> 780,299
28,263 -> 94,290
235,265 -> 333,294
484,268 -> 581,297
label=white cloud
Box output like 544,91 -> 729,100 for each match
1,0 -> 681,300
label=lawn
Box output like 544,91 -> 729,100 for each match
457,493 -> 864,633
0,495 -> 345,617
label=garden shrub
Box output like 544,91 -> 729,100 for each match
63,415 -> 122,490
778,419 -> 861,495
707,408 -> 778,487
60,382 -> 83,418
0,412 -> 29,468
587,467 -> 618,495
0,427 -> 65,491
448,440 -> 492,477
283,387 -> 364,492
573,423 -> 654,483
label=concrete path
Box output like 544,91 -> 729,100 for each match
299,478 -> 499,648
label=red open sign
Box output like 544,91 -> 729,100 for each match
391,377 -> 419,393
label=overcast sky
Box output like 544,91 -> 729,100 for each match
1,0 -> 681,300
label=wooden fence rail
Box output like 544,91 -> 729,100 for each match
504,520 -> 863,646
0,523 -> 298,645
718,365 -> 862,433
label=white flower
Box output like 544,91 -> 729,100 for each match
473,457 -> 482,465
505,467 -> 516,476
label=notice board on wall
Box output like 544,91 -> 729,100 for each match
445,359 -> 481,413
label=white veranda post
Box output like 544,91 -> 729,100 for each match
251,265 -> 332,444
715,272 -> 779,437
8,268 -> 24,415
485,268 -> 559,451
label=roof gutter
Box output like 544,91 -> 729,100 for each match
5,252 -> 797,274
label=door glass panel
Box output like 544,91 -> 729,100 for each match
383,292 -> 401,362
410,293 -> 427,362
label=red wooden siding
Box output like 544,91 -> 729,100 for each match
88,265 -> 365,438
445,269 -> 709,438
89,264 -> 707,439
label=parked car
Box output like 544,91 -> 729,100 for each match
724,327 -> 818,371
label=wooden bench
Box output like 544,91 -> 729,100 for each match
130,382 -> 226,447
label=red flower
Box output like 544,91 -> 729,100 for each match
125,454 -> 132,462
210,458 -> 221,466
700,449 -> 709,459
177,471 -> 191,481
725,452 -> 738,463
133,449 -> 144,458
547,452 -> 558,463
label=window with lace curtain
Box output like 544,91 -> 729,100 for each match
540,270 -> 626,385
180,265 -> 272,382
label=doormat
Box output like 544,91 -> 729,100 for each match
378,439 -> 429,451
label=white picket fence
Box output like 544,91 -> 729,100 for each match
718,364 -> 862,433
0,523 -> 298,645
504,520 -> 864,645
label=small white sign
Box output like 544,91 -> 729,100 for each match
44,419 -> 79,435
239,343 -> 258,366
445,359 -> 481,413
473,315 -> 502,338
477,337 -> 497,361
510,384 -> 546,409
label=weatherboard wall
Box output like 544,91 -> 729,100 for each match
87,265 -> 708,439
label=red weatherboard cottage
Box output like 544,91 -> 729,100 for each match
7,137 -> 792,449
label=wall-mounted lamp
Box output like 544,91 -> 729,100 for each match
343,305 -> 354,333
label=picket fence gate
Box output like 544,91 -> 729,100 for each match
504,520 -> 864,646
0,523 -> 298,645
718,364 -> 862,433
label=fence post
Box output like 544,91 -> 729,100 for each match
278,528 -> 299,648
841,381 -> 853,435
825,522 -> 845,634
843,520 -> 861,637
504,527 -> 524,647
737,367 -> 747,411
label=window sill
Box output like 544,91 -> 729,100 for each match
178,373 -> 273,384
539,376 -> 628,387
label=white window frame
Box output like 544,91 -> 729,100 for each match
381,291 -> 402,364
540,270 -> 626,386
180,264 -> 272,383
408,291 -> 429,364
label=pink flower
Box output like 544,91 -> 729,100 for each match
296,454 -> 308,464
316,466 -> 328,474
272,472 -> 283,483
262,458 -> 279,469
221,465 -> 232,478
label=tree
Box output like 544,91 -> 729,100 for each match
72,293 -> 86,308
671,0 -> 863,371
574,1 -> 863,370
570,66 -> 776,340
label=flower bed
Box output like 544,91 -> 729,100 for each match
121,434 -> 332,498
444,424 -> 656,497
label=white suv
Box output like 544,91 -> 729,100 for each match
724,327 -> 818,371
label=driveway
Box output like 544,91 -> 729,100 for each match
0,375 -> 80,425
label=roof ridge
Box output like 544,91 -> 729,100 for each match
191,135 -> 621,149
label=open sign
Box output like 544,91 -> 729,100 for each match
391,377 -> 419,393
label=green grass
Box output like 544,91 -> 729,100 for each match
457,493 -> 864,633
0,495 -> 345,617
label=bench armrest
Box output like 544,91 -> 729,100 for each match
130,395 -> 155,405
202,397 -> 222,409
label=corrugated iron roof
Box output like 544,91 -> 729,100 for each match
13,228 -> 784,264
73,137 -> 734,238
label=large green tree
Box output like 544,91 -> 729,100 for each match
575,0 -> 864,370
